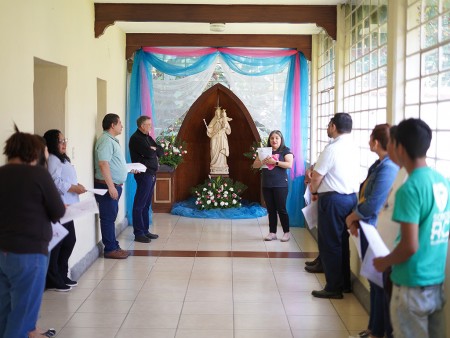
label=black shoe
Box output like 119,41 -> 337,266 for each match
64,277 -> 78,287
311,289 -> 343,299
304,263 -> 324,273
47,284 -> 72,292
145,232 -> 159,239
305,256 -> 320,266
134,235 -> 151,243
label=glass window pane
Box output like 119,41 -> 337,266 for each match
436,160 -> 450,178
420,103 -> 438,129
437,101 -> 450,129
378,66 -> 387,87
422,18 -> 439,48
440,12 -> 450,42
407,2 -> 421,30
405,104 -> 420,118
405,79 -> 420,104
438,70 -> 450,100
407,27 -> 421,55
370,50 -> 378,70
423,0 -> 439,21
406,54 -> 421,80
421,75 -> 438,102
378,5 -> 388,24
436,131 -> 450,160
379,45 -> 388,66
378,88 -> 386,108
422,48 -> 439,75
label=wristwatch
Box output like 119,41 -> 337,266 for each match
275,161 -> 279,166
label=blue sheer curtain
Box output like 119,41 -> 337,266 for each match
127,48 -> 308,225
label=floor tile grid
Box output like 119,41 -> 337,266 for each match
37,214 -> 368,337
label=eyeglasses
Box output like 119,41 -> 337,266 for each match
58,138 -> 68,144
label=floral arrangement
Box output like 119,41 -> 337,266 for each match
156,132 -> 187,169
191,176 -> 247,210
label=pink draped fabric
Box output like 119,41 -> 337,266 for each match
142,47 -> 217,56
218,47 -> 297,57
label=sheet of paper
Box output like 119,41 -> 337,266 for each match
126,162 -> 147,172
349,229 -> 362,260
257,147 -> 272,169
302,200 -> 318,229
360,245 -> 384,288
359,221 -> 390,257
86,188 -> 108,195
48,222 -> 69,251
304,184 -> 312,206
358,221 -> 390,288
60,198 -> 99,224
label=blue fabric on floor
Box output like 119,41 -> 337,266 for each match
171,198 -> 267,219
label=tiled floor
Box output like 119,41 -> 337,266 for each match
37,214 -> 368,337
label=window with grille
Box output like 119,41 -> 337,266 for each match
317,31 -> 336,158
405,0 -> 450,178
343,1 -> 388,173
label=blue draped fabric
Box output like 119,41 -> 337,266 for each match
127,48 -> 309,226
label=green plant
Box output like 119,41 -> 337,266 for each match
156,134 -> 187,169
191,176 -> 247,210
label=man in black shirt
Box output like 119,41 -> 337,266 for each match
129,116 -> 163,243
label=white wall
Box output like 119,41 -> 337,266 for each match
0,0 -> 128,268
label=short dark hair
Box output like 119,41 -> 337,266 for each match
137,115 -> 150,128
396,118 -> 432,160
389,125 -> 398,144
3,125 -> 42,163
371,123 -> 390,150
35,135 -> 48,167
102,113 -> 120,131
43,129 -> 70,163
331,113 -> 352,133
266,130 -> 286,151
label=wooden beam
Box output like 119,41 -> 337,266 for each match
95,3 -> 337,40
126,33 -> 312,60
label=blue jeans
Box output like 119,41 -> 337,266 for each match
317,192 -> 356,292
0,251 -> 48,338
390,283 -> 446,338
94,182 -> 122,253
132,173 -> 156,237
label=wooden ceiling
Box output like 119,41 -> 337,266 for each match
94,3 -> 337,60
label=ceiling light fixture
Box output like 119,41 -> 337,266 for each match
210,23 -> 226,32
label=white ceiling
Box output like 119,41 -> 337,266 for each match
95,0 -> 344,35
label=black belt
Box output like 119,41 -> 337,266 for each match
94,179 -> 123,187
318,191 -> 337,197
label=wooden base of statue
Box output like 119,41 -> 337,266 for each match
153,168 -> 176,213
210,174 -> 229,178
210,166 -> 229,175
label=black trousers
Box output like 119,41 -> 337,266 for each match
262,187 -> 289,233
46,220 -> 76,287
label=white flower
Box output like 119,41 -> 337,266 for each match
206,200 -> 211,205
208,190 -> 213,195
214,202 -> 218,206
232,199 -> 237,204
225,202 -> 228,206
223,191 -> 228,195
195,201 -> 198,205
220,201 -> 225,206
229,187 -> 234,191
203,188 -> 207,191
173,147 -> 180,154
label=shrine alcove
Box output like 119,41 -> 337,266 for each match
174,83 -> 262,204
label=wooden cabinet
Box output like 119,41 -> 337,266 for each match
153,170 -> 176,213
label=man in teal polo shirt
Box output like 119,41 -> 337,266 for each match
374,119 -> 449,338
94,113 -> 129,259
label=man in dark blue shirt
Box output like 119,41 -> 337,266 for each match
129,116 -> 163,243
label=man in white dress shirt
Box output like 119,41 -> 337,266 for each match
309,113 -> 360,299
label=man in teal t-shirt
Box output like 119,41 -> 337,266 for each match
374,118 -> 449,338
